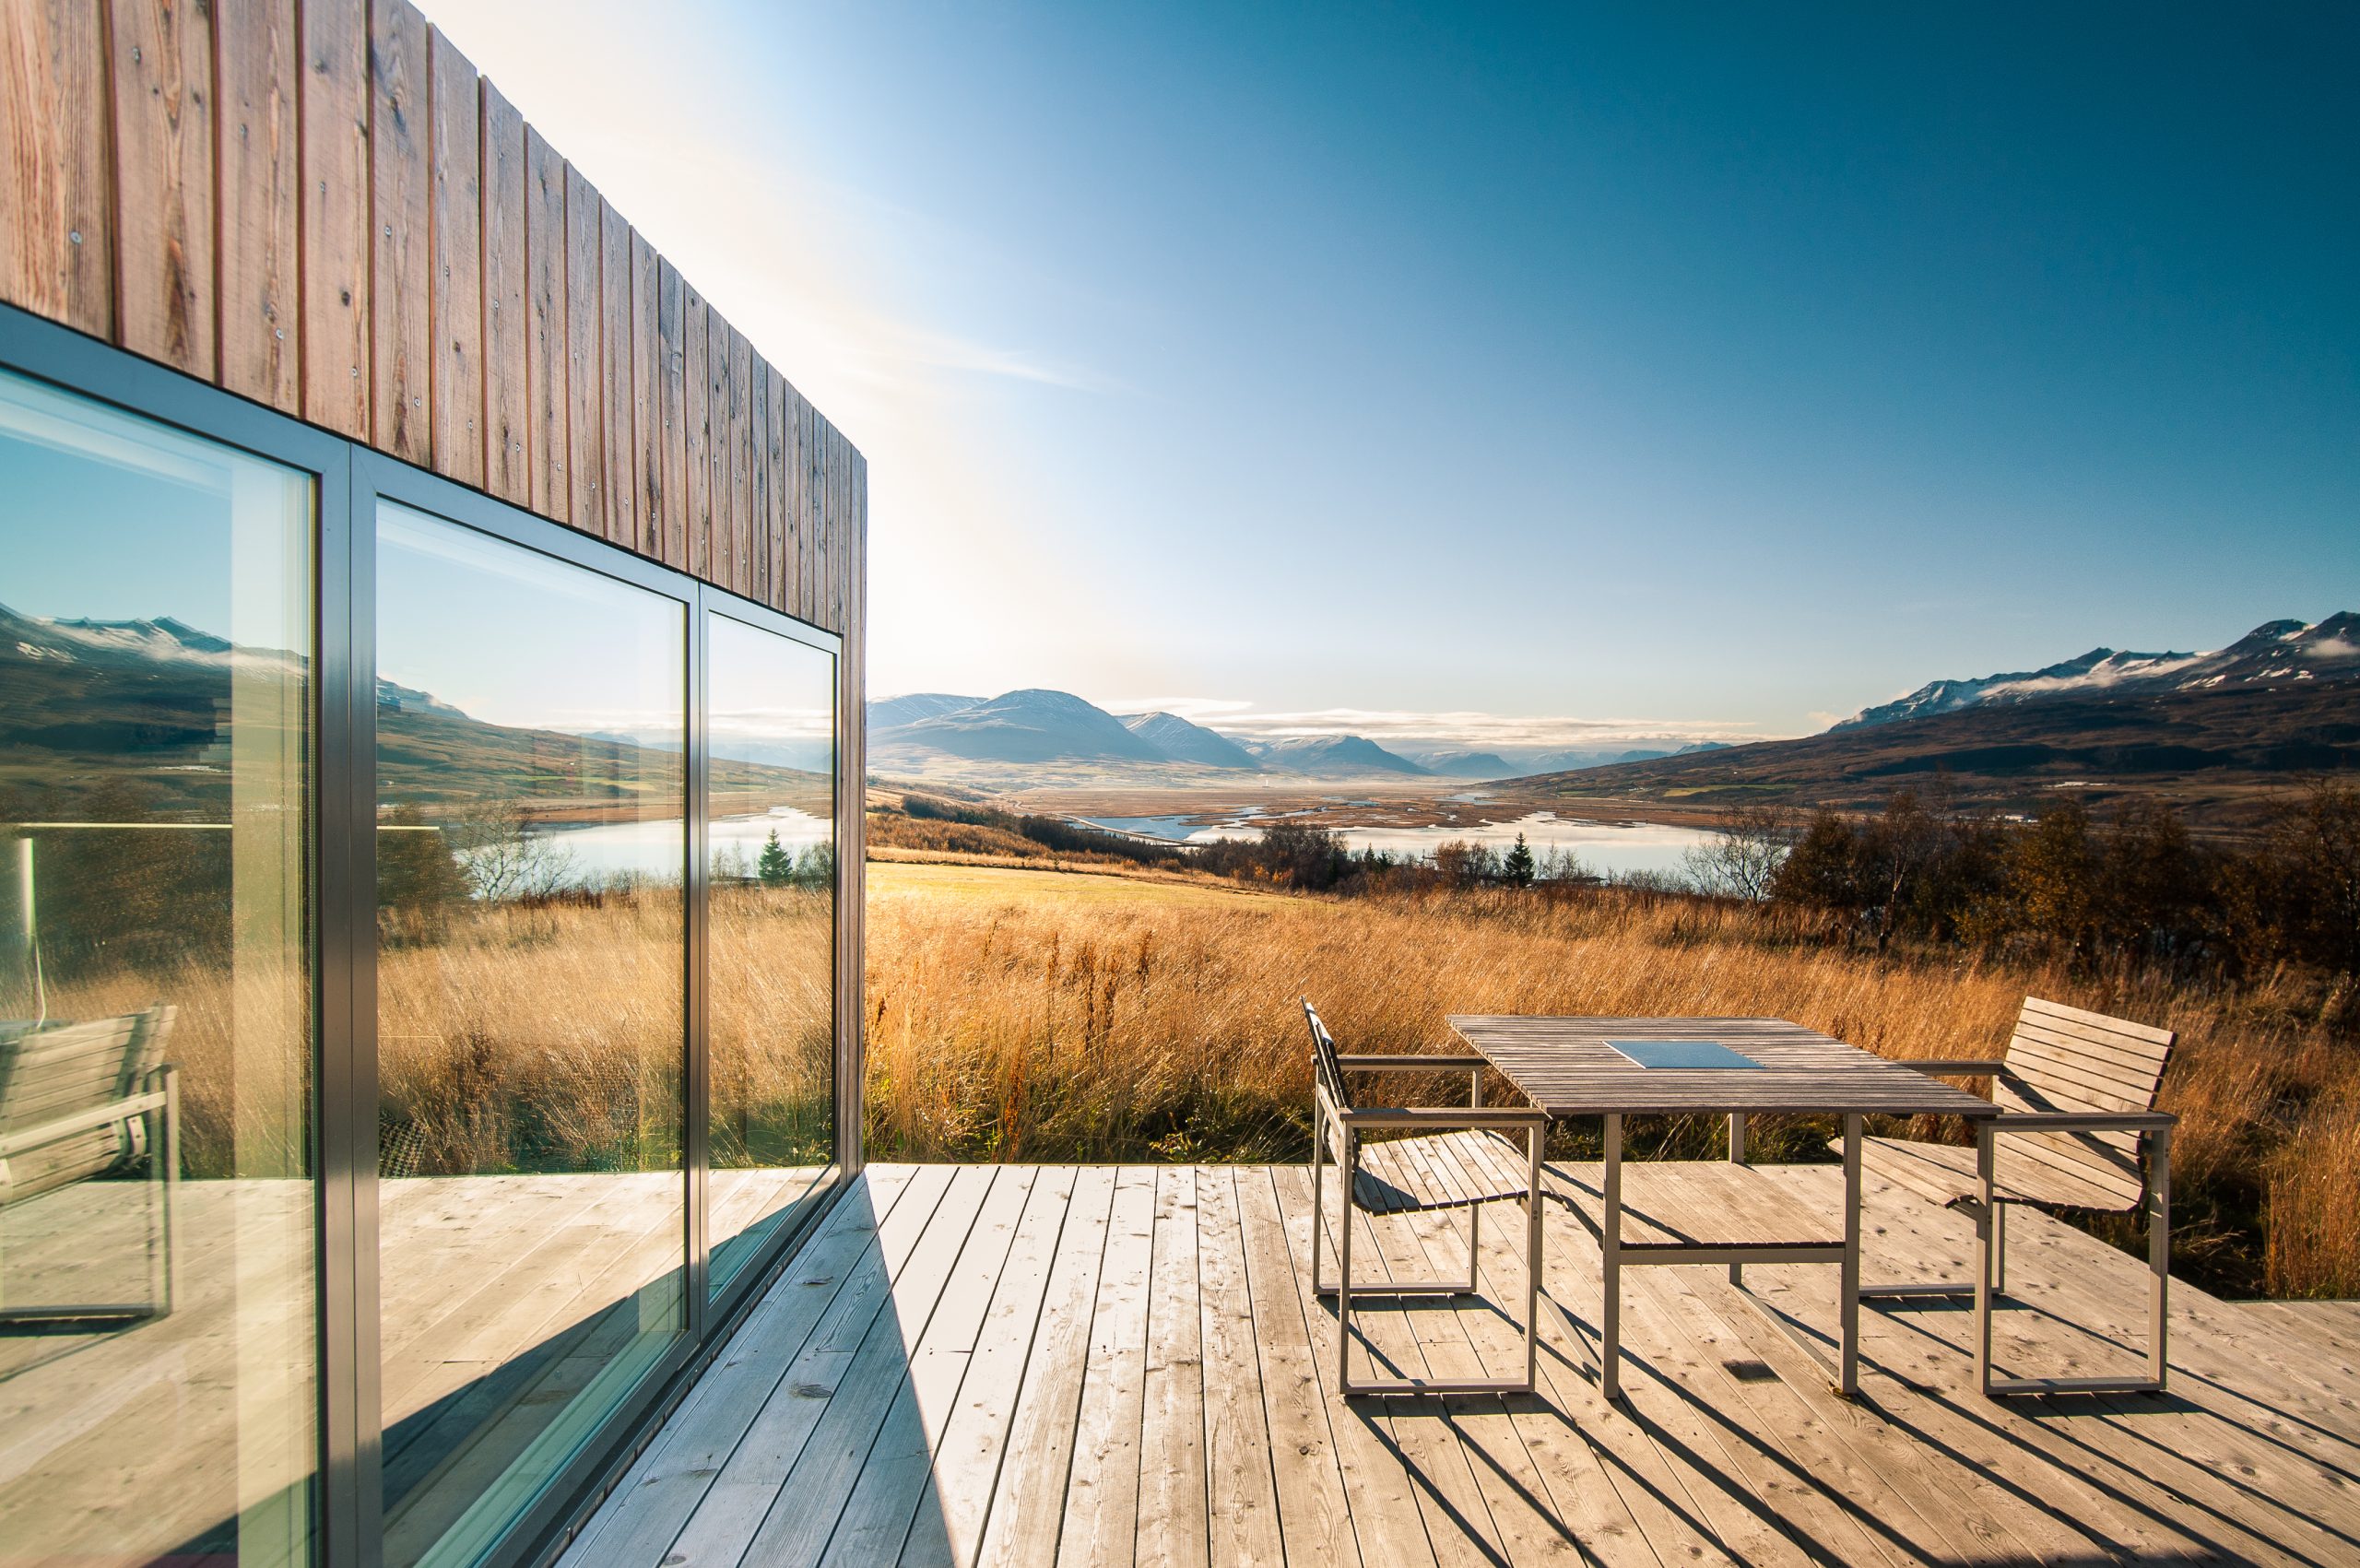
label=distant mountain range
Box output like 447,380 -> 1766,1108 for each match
0,603 -> 816,821
867,689 -> 1438,775
1837,614 -> 2360,729
864,690 -> 1729,779
1537,612 -> 2360,829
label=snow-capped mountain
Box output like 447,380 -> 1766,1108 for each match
1120,711 -> 1265,770
867,692 -> 984,730
876,689 -> 1168,764
867,690 -> 1440,775
1836,614 -> 2360,730
1248,735 -> 1431,775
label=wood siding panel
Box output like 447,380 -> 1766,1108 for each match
426,26 -> 480,484
654,256 -> 686,568
109,0 -> 214,375
478,77 -> 525,501
2,0 -> 114,338
522,123 -> 564,520
796,394 -> 817,622
630,230 -> 662,560
562,162 -> 600,532
215,0 -> 300,409
747,351 -> 770,605
764,366 -> 788,611
299,0 -> 367,435
726,326 -> 750,597
367,0 -> 428,464
1,0 -> 866,636
703,301 -> 728,585
682,283 -> 708,576
599,199 -> 633,548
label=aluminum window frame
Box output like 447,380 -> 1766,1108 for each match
0,301 -> 856,1568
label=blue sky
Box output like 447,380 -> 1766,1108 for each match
425,2 -> 2356,746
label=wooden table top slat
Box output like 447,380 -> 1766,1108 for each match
1447,1015 -> 1999,1118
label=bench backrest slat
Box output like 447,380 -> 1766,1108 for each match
1302,1001 -> 1351,1113
1998,996 -> 2173,1208
0,1005 -> 175,1204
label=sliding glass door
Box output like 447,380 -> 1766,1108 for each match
372,504 -> 690,1568
0,311 -> 851,1568
704,609 -> 838,1298
0,369 -> 320,1566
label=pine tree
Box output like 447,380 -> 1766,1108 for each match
757,829 -> 794,887
1503,832 -> 1536,889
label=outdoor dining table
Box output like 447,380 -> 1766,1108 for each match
1447,1015 -> 2000,1399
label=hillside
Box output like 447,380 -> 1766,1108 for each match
1121,711 -> 1264,770
1839,613 -> 2358,728
868,688 -> 1430,778
0,603 -> 818,824
1523,678 -> 2360,831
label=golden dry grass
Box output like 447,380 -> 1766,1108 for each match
863,869 -> 2360,1298
33,861 -> 2354,1296
35,887 -> 833,1182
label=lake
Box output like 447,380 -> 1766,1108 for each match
507,807 -> 833,883
1078,809 -> 1717,879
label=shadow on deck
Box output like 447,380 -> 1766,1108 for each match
560,1162 -> 2360,1567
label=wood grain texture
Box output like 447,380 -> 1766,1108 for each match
521,123 -> 564,520
654,256 -> 686,569
2,0 -> 865,618
702,301 -> 728,584
1448,1015 -> 2001,1118
214,0 -> 300,408
478,75 -> 525,501
109,0 -> 214,374
747,351 -> 770,604
682,283 -> 708,576
1,0 -> 115,337
726,326 -> 751,597
630,230 -> 661,560
599,198 -> 632,548
564,1162 -> 2355,1567
562,162 -> 601,532
425,25 -> 480,483
299,0 -> 367,435
367,0 -> 429,464
764,366 -> 788,611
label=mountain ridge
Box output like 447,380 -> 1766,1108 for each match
1840,613 -> 2359,729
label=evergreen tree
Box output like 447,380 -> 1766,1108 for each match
1503,832 -> 1536,888
757,829 -> 794,887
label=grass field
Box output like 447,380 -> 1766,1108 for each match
864,854 -> 2360,1300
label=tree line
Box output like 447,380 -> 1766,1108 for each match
1700,783 -> 2359,991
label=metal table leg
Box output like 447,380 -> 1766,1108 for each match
1601,1112 -> 1622,1401
1727,1111 -> 1748,1287
1976,1118 -> 1995,1396
1841,1112 -> 1861,1397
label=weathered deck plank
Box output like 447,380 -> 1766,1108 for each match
558,1164 -> 2360,1568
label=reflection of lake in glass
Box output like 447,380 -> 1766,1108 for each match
1080,810 -> 1717,878
510,808 -> 832,883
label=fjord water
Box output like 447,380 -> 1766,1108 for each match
1082,809 -> 1717,878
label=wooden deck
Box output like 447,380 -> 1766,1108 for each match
561,1161 -> 2360,1567
0,1166 -> 824,1562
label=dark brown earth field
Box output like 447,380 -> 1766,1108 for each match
1525,679 -> 2360,834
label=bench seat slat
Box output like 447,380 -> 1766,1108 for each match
1351,1129 -> 1532,1214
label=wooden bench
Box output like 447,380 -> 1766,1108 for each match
0,1005 -> 180,1324
1850,995 -> 2175,1395
1304,999 -> 1549,1396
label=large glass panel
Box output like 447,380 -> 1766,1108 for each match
0,371 -> 317,1564
373,506 -> 687,1568
705,613 -> 837,1297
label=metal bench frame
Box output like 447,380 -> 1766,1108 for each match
1859,996 -> 2176,1397
1304,1000 -> 1549,1397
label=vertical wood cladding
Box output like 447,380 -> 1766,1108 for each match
0,0 -> 862,638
